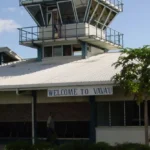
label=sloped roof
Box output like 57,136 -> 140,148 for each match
0,53 -> 121,91
0,47 -> 22,61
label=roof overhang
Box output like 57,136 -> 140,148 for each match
0,47 -> 22,61
0,80 -> 114,92
20,36 -> 122,50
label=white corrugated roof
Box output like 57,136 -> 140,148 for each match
0,47 -> 22,61
0,53 -> 121,90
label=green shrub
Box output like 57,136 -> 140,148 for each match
5,141 -> 32,150
5,141 -> 150,150
95,142 -> 112,150
33,141 -> 55,150
55,141 -> 112,150
55,141 -> 92,150
5,141 -> 55,150
114,143 -> 150,150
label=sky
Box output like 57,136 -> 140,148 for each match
0,0 -> 150,58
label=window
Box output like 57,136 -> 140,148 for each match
44,47 -> 52,57
111,102 -> 124,126
58,1 -> 76,24
44,44 -> 82,58
0,122 -> 31,138
97,8 -> 110,28
0,121 -> 89,138
87,0 -> 97,25
125,101 -> 139,126
97,101 -> 146,127
47,6 -> 56,12
97,102 -> 109,126
73,0 -> 88,22
55,121 -> 89,138
47,13 -> 52,25
27,4 -> 45,26
53,46 -> 63,56
63,45 -> 72,56
73,44 -> 82,56
87,1 -> 110,28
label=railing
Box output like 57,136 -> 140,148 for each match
18,23 -> 123,48
19,0 -> 123,11
100,0 -> 123,11
19,0 -> 55,5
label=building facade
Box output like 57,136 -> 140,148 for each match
1,0 -> 147,146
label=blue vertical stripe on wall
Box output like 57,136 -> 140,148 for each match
81,42 -> 87,59
0,53 -> 1,65
89,96 -> 97,143
37,47 -> 42,61
0,53 -> 4,65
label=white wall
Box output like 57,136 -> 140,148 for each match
87,46 -> 104,57
96,126 -> 150,145
61,23 -> 86,38
39,26 -> 53,40
0,90 -> 89,104
85,24 -> 105,39
39,23 -> 105,40
42,56 -> 82,64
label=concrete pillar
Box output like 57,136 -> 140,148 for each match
89,96 -> 97,143
0,53 -> 4,65
31,91 -> 37,145
81,42 -> 87,59
37,47 -> 42,61
0,53 -> 1,65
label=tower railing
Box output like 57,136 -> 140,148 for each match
19,0 -> 61,5
100,0 -> 123,11
19,0 -> 123,11
18,23 -> 123,48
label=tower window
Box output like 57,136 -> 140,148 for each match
57,1 -> 76,24
44,47 -> 52,58
53,46 -> 63,56
73,0 -> 88,22
63,45 -> 72,56
43,44 -> 82,58
26,4 -> 45,26
47,13 -> 52,25
73,44 -> 82,56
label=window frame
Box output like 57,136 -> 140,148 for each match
72,44 -> 82,56
57,0 -> 78,24
53,46 -> 63,57
43,44 -> 83,58
63,45 -> 73,56
43,46 -> 53,58
47,12 -> 52,26
97,101 -> 144,127
25,4 -> 45,26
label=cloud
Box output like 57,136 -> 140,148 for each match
0,19 -> 21,33
7,7 -> 16,12
2,7 -> 16,13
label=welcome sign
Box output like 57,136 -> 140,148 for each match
47,86 -> 113,97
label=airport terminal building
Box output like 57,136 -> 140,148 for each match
0,0 -> 149,145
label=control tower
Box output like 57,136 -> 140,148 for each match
19,0 -> 123,61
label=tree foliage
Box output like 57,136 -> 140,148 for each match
112,45 -> 150,103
